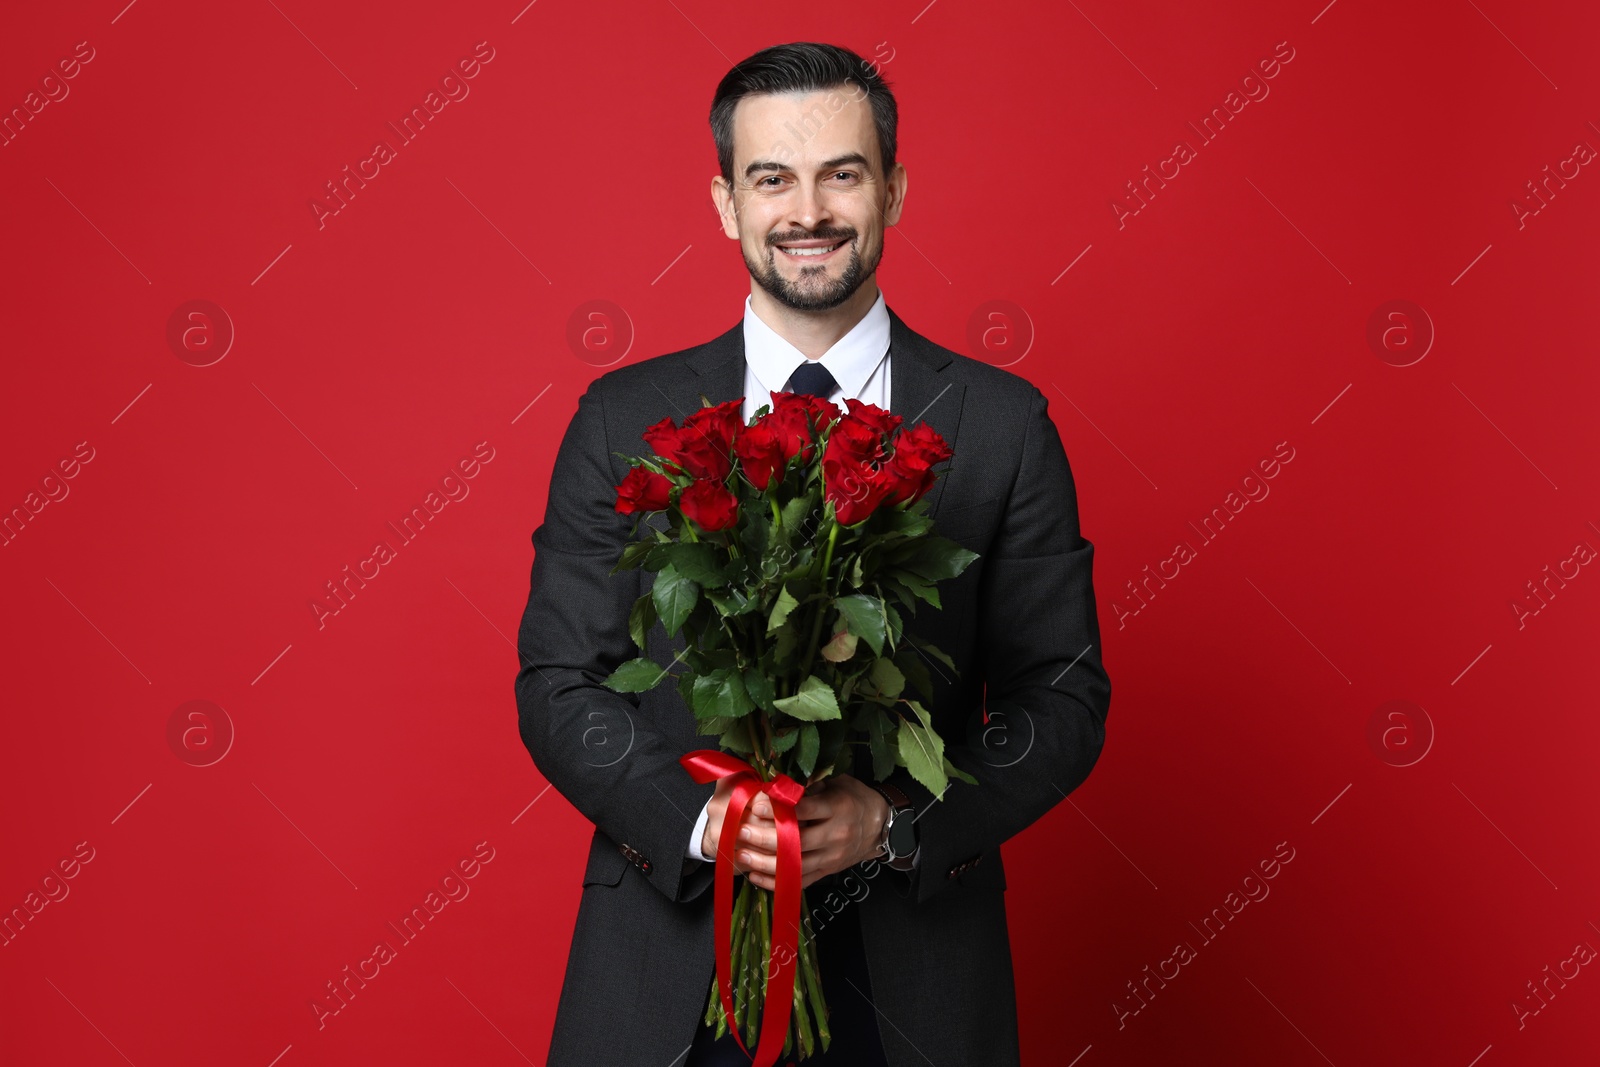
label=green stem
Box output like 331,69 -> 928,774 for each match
802,905 -> 830,1051
797,521 -> 840,679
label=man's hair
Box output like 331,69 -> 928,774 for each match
710,42 -> 898,189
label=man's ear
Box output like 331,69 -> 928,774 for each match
883,162 -> 908,228
711,176 -> 740,239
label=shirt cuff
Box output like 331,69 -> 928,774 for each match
688,797 -> 712,861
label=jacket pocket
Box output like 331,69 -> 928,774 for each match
581,829 -> 629,887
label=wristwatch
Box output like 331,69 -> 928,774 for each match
870,782 -> 917,868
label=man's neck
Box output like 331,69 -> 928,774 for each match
748,281 -> 880,361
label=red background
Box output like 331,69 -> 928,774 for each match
3,1 -> 1597,1063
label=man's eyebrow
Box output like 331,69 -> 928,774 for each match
742,152 -> 874,181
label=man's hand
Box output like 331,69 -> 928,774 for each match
705,774 -> 890,891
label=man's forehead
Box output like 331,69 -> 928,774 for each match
732,89 -> 876,173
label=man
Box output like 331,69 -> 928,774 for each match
515,42 -> 1111,1067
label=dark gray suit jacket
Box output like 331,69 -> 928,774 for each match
515,304 -> 1111,1066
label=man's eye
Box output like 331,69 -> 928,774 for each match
832,172 -> 858,182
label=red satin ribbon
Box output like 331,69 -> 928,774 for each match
681,750 -> 805,1067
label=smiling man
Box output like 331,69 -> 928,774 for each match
516,41 -> 1111,1067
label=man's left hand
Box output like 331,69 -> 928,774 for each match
732,774 -> 889,891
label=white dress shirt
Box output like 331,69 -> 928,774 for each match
686,290 -> 917,870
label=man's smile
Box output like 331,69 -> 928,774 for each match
775,237 -> 850,259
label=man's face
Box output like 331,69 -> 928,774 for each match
713,89 -> 906,312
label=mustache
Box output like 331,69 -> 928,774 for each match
768,231 -> 855,246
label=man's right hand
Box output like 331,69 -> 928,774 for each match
701,775 -> 777,879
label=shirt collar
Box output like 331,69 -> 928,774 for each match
742,289 -> 890,406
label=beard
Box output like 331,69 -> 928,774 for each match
744,232 -> 880,312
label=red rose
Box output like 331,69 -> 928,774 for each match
614,466 -> 674,515
679,479 -> 740,531
882,422 -> 953,506
733,419 -> 788,491
642,399 -> 743,481
842,397 -> 902,440
771,389 -> 840,432
823,451 -> 896,526
824,414 -> 887,467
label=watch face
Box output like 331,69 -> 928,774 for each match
888,814 -> 916,856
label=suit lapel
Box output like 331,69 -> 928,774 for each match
677,301 -> 968,520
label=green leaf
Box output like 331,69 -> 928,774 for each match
611,539 -> 657,574
891,571 -> 941,610
834,594 -> 886,657
894,648 -> 934,702
741,668 -> 776,714
665,542 -> 727,588
820,628 -> 858,662
944,755 -> 979,787
772,728 -> 799,754
603,657 -> 669,693
896,715 -> 948,798
917,641 -> 957,675
796,723 -> 820,777
867,710 -> 896,781
652,563 -> 699,637
767,585 -> 799,634
628,594 -> 657,652
900,537 -> 980,582
773,675 -> 841,722
869,657 -> 905,699
691,668 -> 754,721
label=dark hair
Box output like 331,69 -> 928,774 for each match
710,42 -> 898,188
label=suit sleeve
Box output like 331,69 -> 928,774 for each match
515,382 -> 717,904
880,386 -> 1111,904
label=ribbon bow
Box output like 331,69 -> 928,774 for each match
681,750 -> 806,1067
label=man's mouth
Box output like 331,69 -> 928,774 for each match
776,238 -> 849,258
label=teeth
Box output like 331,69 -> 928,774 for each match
780,241 -> 844,256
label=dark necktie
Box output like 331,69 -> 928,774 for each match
787,360 -> 837,399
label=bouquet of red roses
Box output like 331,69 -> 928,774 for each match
604,389 -> 978,1066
